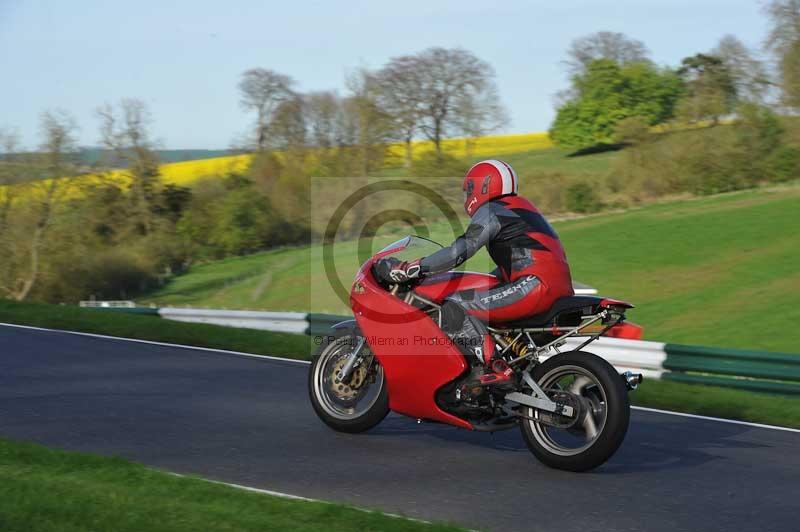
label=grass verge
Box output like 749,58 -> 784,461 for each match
1,299 -> 797,429
0,299 -> 313,361
0,438 -> 463,532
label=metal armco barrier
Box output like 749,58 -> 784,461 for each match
159,308 -> 309,334
305,313 -> 351,336
662,344 -> 800,395
560,337 -> 667,380
98,306 -> 800,394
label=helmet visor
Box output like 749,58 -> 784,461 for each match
463,179 -> 474,206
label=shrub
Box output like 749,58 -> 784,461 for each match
766,146 -> 800,182
566,182 -> 603,213
519,171 -> 571,213
550,59 -> 684,149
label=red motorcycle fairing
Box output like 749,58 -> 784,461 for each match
412,271 -> 500,304
351,255 -> 473,429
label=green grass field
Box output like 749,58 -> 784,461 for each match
142,184 -> 800,353
0,438 -> 462,532
501,146 -> 618,175
378,146 -> 618,177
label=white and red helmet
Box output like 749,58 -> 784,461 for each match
462,159 -> 518,215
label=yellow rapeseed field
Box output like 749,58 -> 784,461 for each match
159,153 -> 253,186
1,132 -> 553,201
386,131 -> 553,160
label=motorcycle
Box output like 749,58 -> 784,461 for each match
309,235 -> 642,471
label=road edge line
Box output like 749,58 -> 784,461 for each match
630,405 -> 800,434
165,471 -> 442,527
0,322 -> 310,365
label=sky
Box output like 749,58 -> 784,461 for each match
1,0 -> 769,150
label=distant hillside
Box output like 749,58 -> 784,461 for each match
76,148 -> 235,166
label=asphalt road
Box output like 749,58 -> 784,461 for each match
1,324 -> 799,532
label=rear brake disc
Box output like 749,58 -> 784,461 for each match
535,390 -> 583,429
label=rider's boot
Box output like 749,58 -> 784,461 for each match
457,335 -> 515,401
474,335 -> 514,387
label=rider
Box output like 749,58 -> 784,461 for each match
376,160 -> 574,386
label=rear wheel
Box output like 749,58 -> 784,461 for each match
519,351 -> 629,471
308,331 -> 389,433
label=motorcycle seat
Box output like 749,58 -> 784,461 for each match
501,295 -> 606,329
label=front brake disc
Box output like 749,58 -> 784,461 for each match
329,357 -> 370,401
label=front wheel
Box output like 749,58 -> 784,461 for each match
519,351 -> 630,472
308,331 -> 389,433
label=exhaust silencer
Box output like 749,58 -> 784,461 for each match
621,371 -> 643,391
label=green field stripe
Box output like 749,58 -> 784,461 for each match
665,343 -> 800,364
664,343 -> 800,383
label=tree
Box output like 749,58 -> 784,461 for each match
305,91 -> 341,150
0,127 -> 20,160
0,110 -> 77,300
713,35 -> 770,103
269,94 -> 307,151
97,99 -> 161,235
399,47 -> 507,157
342,68 -> 395,176
677,54 -> 737,124
238,68 -> 295,150
550,59 -> 684,149
764,0 -> 800,109
0,127 -> 21,233
454,82 -> 510,157
376,55 -> 423,167
778,40 -> 800,109
564,31 -> 650,76
304,91 -> 354,176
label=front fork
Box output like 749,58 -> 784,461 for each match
335,336 -> 366,384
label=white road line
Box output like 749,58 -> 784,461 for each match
167,472 -> 437,526
2,322 -> 799,434
0,322 -> 310,365
166,472 -> 317,501
631,406 -> 800,434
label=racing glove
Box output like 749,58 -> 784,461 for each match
375,257 -> 424,284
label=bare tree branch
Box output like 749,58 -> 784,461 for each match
11,110 -> 78,300
96,99 -> 161,235
564,31 -> 650,76
763,1 -> 800,109
238,69 -> 295,150
381,47 -> 506,158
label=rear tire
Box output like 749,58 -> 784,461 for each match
308,331 -> 389,433
519,351 -> 629,472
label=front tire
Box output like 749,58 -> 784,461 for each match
308,331 -> 389,433
520,351 -> 630,472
